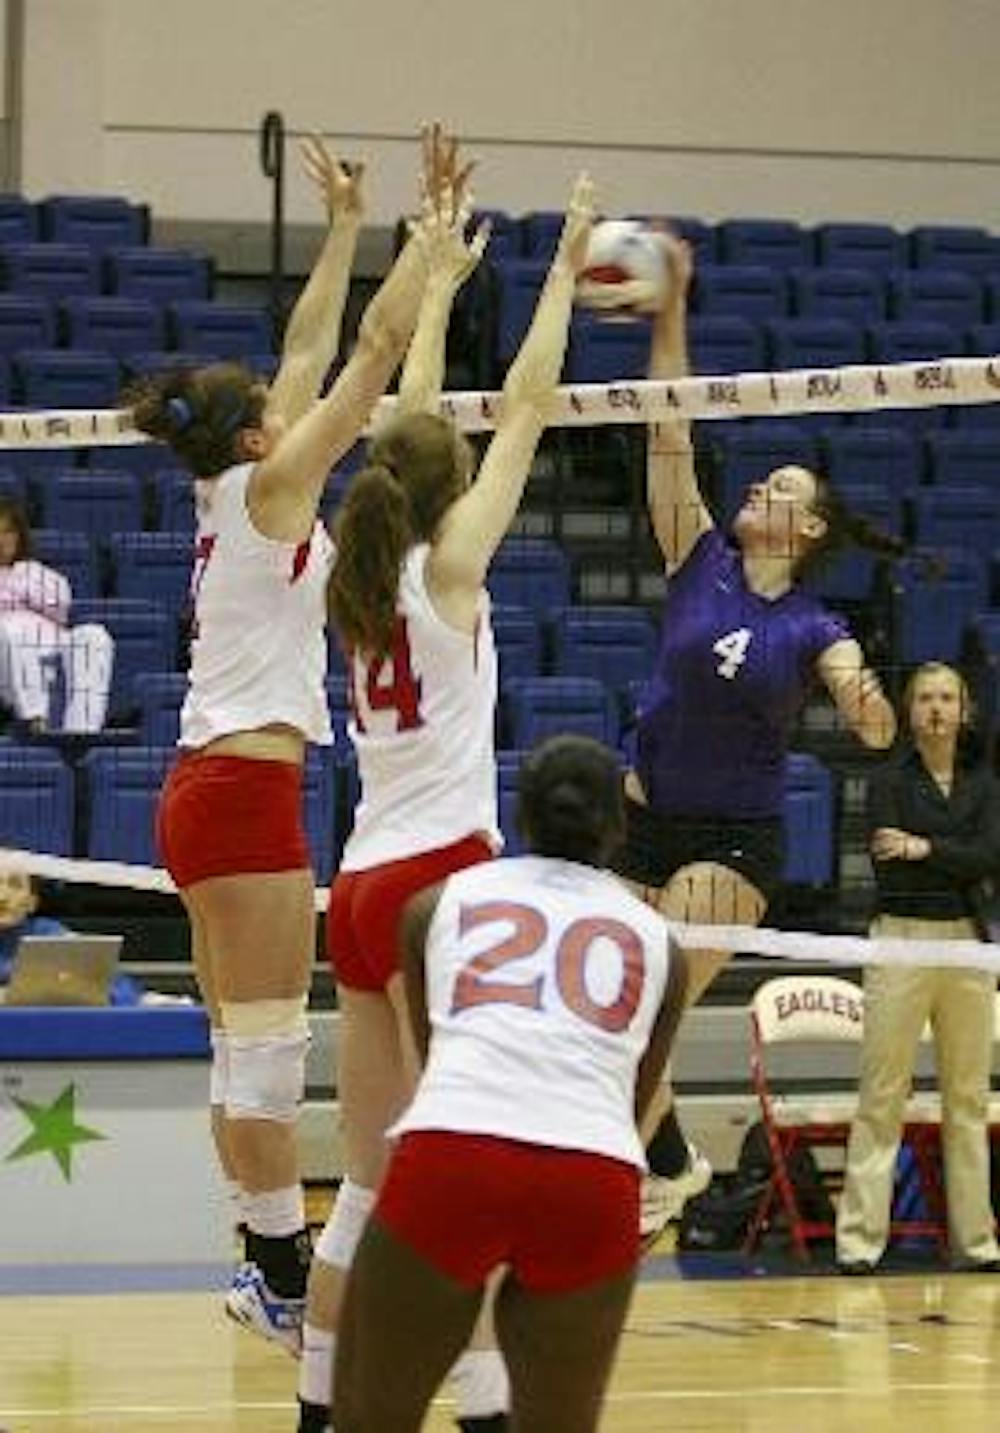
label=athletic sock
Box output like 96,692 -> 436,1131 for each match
646,1106 -> 690,1178
452,1349 -> 510,1420
245,1228 -> 312,1299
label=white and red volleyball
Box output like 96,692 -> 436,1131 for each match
576,219 -> 669,316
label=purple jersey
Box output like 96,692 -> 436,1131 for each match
635,530 -> 848,819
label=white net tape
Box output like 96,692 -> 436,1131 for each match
4,845 -> 999,975
2,352 -> 999,446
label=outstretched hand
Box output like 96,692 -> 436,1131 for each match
556,173 -> 598,275
299,134 -> 365,224
411,184 -> 490,292
420,121 -> 475,220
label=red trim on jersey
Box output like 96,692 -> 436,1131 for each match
290,534 -> 311,583
327,834 -> 494,991
375,1131 -> 641,1292
156,754 -> 309,887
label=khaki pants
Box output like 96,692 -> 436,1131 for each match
836,915 -> 998,1265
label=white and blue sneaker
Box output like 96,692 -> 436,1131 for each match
225,1261 -> 304,1357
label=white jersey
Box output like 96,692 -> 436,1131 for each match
179,463 -> 334,749
391,855 -> 673,1169
339,542 -> 499,870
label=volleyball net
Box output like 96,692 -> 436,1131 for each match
1,348 -> 999,983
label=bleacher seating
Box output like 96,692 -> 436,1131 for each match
910,486 -> 999,564
688,315 -> 766,375
492,605 -> 543,682
924,430 -> 1000,488
69,598 -> 174,718
167,301 -> 273,357
790,267 -> 886,324
782,754 -> 835,885
766,317 -> 866,372
492,259 -> 549,368
566,314 -> 651,383
134,673 -> 187,747
694,265 -> 789,322
521,211 -> 565,259
0,243 -> 101,298
0,746 -> 74,855
39,195 -> 148,251
548,605 -> 658,693
807,480 -> 901,603
889,269 -> 983,328
909,225 -> 999,274
503,677 -> 619,749
83,746 -> 174,864
0,195 -> 38,245
43,471 -> 144,544
61,296 -> 165,356
488,537 -> 572,609
890,549 -> 987,664
712,422 -> 818,522
717,219 -> 812,271
821,427 -> 923,505
105,247 -> 212,302
0,294 -> 56,351
813,222 -> 907,273
13,349 -> 120,409
109,532 -> 193,618
32,528 -> 98,599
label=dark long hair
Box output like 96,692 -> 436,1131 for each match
121,362 -> 265,477
328,413 -> 469,659
797,469 -> 907,577
517,735 -> 625,867
0,496 -> 31,562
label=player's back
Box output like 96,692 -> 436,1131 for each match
341,542 -> 499,870
393,854 -> 672,1167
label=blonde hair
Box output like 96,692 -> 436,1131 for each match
901,662 -> 973,733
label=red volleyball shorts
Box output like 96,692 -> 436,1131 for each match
156,754 -> 310,889
327,834 -> 494,992
375,1131 -> 641,1293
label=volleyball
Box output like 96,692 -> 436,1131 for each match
576,219 -> 670,316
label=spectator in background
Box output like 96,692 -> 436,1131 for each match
0,863 -> 142,1005
836,662 -> 1000,1274
0,497 -> 114,734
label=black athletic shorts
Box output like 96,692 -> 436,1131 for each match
610,795 -> 784,901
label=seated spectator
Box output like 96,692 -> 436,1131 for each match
836,662 -> 1000,1274
0,863 -> 143,1006
0,497 -> 114,733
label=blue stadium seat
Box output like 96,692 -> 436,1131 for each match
890,549 -> 987,664
42,471 -> 144,542
717,219 -> 812,271
168,301 -> 273,358
69,599 -> 174,718
924,430 -> 1000,488
0,244 -> 101,298
134,673 -> 187,747
888,270 -> 983,328
765,317 -> 866,372
694,265 -> 789,322
987,279 -> 1000,324
0,195 -> 38,245
496,750 -> 525,855
106,248 -> 212,302
813,223 -> 907,273
492,259 -> 549,368
783,754 -> 834,885
966,611 -> 1000,736
805,480 -> 901,602
151,469 -> 196,531
40,195 -> 148,251
83,746 -> 174,864
123,349 -> 217,378
492,605 -> 543,681
688,315 -> 766,375
109,532 -> 193,618
521,212 -> 565,259
713,421 -> 817,522
636,216 -> 716,266
790,267 -> 886,325
0,294 -> 56,352
909,226 -> 999,275
86,442 -> 176,481
965,322 -> 1000,357
325,674 -> 352,746
472,209 -> 521,261
0,747 -> 74,856
14,349 -> 120,409
820,426 -> 923,504
910,486 -> 1000,564
0,465 -> 27,509
31,529 -> 98,599
867,319 -> 963,365
566,314 -> 651,382
503,677 -> 619,750
548,606 -> 657,692
60,296 -> 165,357
487,537 -> 572,610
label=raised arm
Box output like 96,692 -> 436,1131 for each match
646,235 -> 714,572
396,189 -> 489,417
264,137 -> 365,428
250,126 -> 469,529
428,173 -> 596,597
817,638 -> 897,750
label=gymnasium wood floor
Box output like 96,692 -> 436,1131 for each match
2,1265 -> 999,1431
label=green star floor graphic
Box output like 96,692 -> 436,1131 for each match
5,1082 -> 105,1181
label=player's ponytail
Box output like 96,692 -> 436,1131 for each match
799,470 -> 907,577
122,362 -> 264,478
328,465 -> 414,659
517,734 -> 625,868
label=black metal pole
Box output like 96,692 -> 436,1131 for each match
259,110 -> 286,347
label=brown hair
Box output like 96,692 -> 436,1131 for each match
796,468 -> 907,577
0,496 -> 31,562
121,361 -> 265,477
328,413 -> 469,658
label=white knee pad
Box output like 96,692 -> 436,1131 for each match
314,1178 -> 376,1270
209,1028 -> 230,1108
222,999 -> 309,1124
